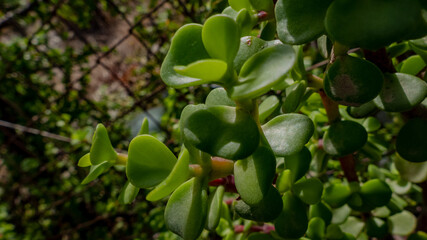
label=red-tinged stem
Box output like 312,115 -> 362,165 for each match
339,154 -> 359,182
319,90 -> 340,124
208,175 -> 237,193
234,224 -> 275,234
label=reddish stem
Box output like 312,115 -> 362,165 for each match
339,154 -> 359,182
234,224 -> 275,234
208,175 -> 237,193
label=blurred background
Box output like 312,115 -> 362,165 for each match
0,0 -> 227,239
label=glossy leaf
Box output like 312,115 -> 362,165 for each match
263,114 -> 314,156
234,145 -> 276,205
81,161 -> 114,185
164,178 -> 207,240
233,36 -> 269,74
249,0 -> 273,12
331,205 -> 351,224
323,120 -> 367,157
323,183 -> 352,208
235,186 -> 283,222
309,201 -> 333,226
284,147 -> 312,183
182,105 -> 260,160
228,0 -> 252,11
355,179 -> 392,211
146,148 -> 191,201
126,135 -> 177,188
90,124 -> 117,165
173,59 -> 228,82
275,0 -> 332,45
202,15 -> 240,63
282,81 -> 307,113
362,117 -> 381,133
160,24 -> 211,88
374,73 -> 427,112
396,118 -> 427,162
325,0 -> 425,49
307,217 -> 325,240
258,95 -> 279,123
276,169 -> 292,193
347,101 -> 377,119
206,185 -> 225,231
400,55 -> 426,75
388,210 -> 417,236
394,154 -> 427,183
275,191 -> 308,239
324,55 -> 383,107
138,117 -> 149,135
231,44 -> 295,100
205,88 -> 236,107
118,181 -> 139,204
293,177 -> 323,205
78,153 -> 91,167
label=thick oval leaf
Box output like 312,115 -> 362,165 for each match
282,81 -> 307,113
359,179 -> 392,210
400,55 -> 426,75
202,15 -> 240,63
235,186 -> 283,222
276,169 -> 293,193
164,178 -> 207,240
340,216 -> 365,237
307,217 -> 326,240
205,88 -> 235,107
263,114 -> 314,156
229,0 -> 252,11
366,217 -> 388,239
160,24 -> 211,88
81,161 -> 114,185
275,0 -> 333,45
394,154 -> 427,183
118,181 -> 140,204
146,148 -> 191,201
259,95 -> 279,123
284,147 -> 312,183
275,191 -> 308,239
173,59 -> 228,82
374,73 -> 427,112
206,185 -> 225,231
183,105 -> 260,160
309,201 -> 333,226
90,124 -> 117,165
362,117 -> 381,133
347,101 -> 377,119
388,210 -> 417,236
234,36 -> 270,74
324,55 -> 384,107
234,144 -> 276,205
78,153 -> 91,167
126,135 -> 177,188
331,205 -> 351,224
323,120 -> 367,157
323,183 -> 352,208
325,0 -> 425,49
396,118 -> 427,162
231,44 -> 296,100
292,177 -> 324,205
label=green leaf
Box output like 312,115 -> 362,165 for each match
374,73 -> 427,112
206,185 -> 225,231
339,216 -> 365,237
400,55 -> 426,75
408,232 -> 427,240
182,105 -> 260,160
352,179 -> 392,211
394,154 -> 427,183
282,81 -> 307,113
275,0 -> 332,44
160,24 -> 211,88
81,161 -> 114,185
366,217 -> 388,239
323,183 -> 352,208
173,59 -> 228,82
164,178 -> 207,240
324,55 -> 384,107
235,186 -> 283,222
202,15 -> 240,63
249,0 -> 274,12
126,135 -> 177,188
228,0 -> 252,11
248,233 -> 275,240
396,118 -> 427,162
118,181 -> 140,204
362,117 -> 381,133
307,217 -> 326,240
260,21 -> 277,41
236,8 -> 256,36
309,201 -> 333,226
293,177 -> 324,205
138,117 -> 149,135
325,0 -> 425,50
276,169 -> 292,193
231,44 -> 296,100
205,88 -> 235,107
323,120 -> 367,157
275,191 -> 308,239
90,124 -> 117,165
331,205 -> 351,224
262,114 -> 314,156
78,153 -> 91,167
258,95 -> 279,123
146,148 -> 191,201
388,210 -> 417,236
284,147 -> 312,183
347,101 -> 377,119
234,144 -> 276,205
234,36 -> 270,74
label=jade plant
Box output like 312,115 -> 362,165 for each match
78,0 -> 427,239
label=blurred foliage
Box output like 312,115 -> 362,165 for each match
0,0 -> 226,239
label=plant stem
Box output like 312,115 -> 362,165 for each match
116,153 -> 128,165
339,154 -> 359,182
307,73 -> 324,90
210,157 -> 234,180
319,90 -> 340,123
